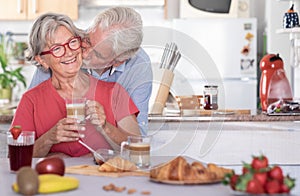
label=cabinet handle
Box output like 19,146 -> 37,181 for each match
17,0 -> 23,13
32,0 -> 38,13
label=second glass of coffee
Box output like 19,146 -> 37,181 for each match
121,135 -> 152,169
65,97 -> 86,125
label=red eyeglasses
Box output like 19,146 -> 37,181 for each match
40,36 -> 81,58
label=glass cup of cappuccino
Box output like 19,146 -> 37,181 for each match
65,97 -> 86,125
121,135 -> 152,169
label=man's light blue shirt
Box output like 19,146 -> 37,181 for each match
28,48 -> 153,135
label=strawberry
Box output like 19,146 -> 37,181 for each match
269,166 -> 284,183
282,175 -> 296,193
253,172 -> 268,187
10,125 -> 22,140
246,179 -> 264,194
230,174 -> 239,190
265,179 -> 281,194
242,162 -> 252,174
251,155 -> 269,170
281,184 -> 290,193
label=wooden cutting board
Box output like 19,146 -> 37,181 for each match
182,109 -> 251,116
66,165 -> 149,177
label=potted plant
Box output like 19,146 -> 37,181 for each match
0,34 -> 26,103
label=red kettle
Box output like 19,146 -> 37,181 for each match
259,54 -> 293,111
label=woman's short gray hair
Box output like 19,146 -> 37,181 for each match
88,7 -> 143,62
26,13 -> 85,67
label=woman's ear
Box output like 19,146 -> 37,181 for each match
35,56 -> 50,69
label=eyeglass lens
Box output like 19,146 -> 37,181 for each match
41,37 -> 81,58
52,37 -> 81,57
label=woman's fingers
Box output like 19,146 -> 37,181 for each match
51,118 -> 85,143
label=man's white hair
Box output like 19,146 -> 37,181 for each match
88,7 -> 143,62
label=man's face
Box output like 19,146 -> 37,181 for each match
82,27 -> 115,70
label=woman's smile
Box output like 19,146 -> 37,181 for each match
62,56 -> 77,65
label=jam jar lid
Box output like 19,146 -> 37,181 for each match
204,85 -> 218,88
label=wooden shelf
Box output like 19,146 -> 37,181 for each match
79,0 -> 164,7
276,27 -> 300,34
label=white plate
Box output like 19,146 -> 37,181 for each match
150,177 -> 222,185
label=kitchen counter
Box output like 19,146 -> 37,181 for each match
0,114 -> 13,123
0,156 -> 229,196
1,157 -> 300,196
1,107 -> 300,165
1,112 -> 300,124
149,113 -> 300,122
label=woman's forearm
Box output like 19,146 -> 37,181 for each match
33,133 -> 53,157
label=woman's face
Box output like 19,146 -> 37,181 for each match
37,26 -> 83,78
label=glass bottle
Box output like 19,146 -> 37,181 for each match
203,85 -> 218,110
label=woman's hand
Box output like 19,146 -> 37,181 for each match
33,118 -> 85,157
85,100 -> 106,128
46,118 -> 85,144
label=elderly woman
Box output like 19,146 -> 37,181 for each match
29,7 -> 153,136
11,13 -> 140,157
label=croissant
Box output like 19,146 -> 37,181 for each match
207,163 -> 233,179
150,156 -> 233,182
98,156 -> 137,172
150,156 -> 192,181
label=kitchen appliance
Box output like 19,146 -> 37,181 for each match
259,53 -> 293,111
173,18 -> 257,114
179,0 -> 250,18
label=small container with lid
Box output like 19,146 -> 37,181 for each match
203,85 -> 218,110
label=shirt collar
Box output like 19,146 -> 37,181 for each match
88,61 -> 127,80
112,61 -> 126,74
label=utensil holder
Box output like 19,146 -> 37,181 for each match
151,69 -> 174,114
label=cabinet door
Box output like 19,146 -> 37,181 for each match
27,0 -> 78,20
0,0 -> 27,20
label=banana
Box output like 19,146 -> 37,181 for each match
12,174 -> 79,194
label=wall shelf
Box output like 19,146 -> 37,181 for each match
276,27 -> 300,33
79,0 -> 164,7
276,0 -> 300,95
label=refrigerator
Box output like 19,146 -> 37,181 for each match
172,18 -> 258,114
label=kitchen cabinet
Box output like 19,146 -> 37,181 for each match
0,0 -> 78,20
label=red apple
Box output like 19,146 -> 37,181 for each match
35,157 -> 65,176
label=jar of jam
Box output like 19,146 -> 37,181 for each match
203,85 -> 218,110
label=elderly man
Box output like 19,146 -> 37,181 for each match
29,7 -> 153,135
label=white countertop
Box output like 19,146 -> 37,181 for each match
1,157 -> 300,196
0,156 -> 229,196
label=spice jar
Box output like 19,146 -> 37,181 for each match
203,85 -> 218,110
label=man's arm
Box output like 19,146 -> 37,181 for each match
28,67 -> 52,89
120,49 -> 153,135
